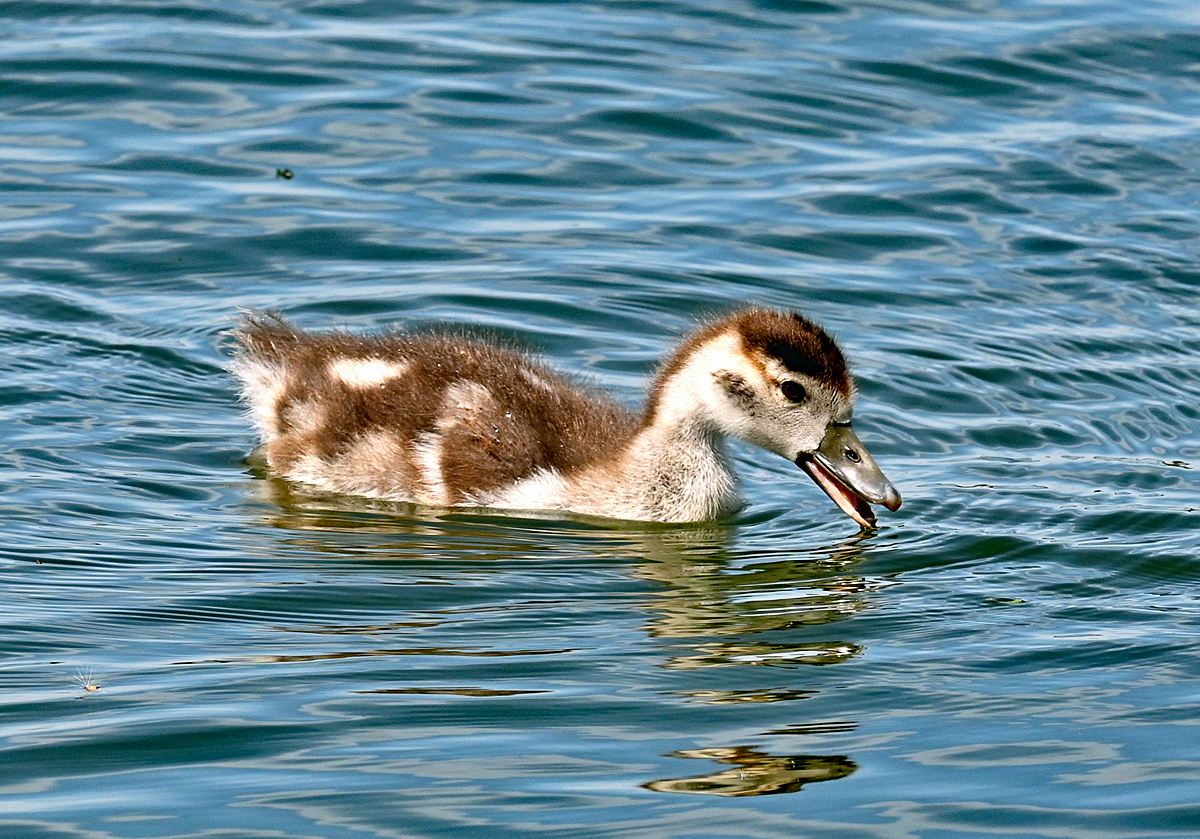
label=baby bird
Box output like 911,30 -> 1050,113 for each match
231,309 -> 901,527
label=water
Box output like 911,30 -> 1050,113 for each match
3,0 -> 1199,836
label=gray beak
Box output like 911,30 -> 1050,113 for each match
796,423 -> 901,528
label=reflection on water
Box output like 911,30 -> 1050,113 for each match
358,686 -> 547,697
679,688 -> 817,705
645,746 -> 856,797
190,646 -> 576,665
253,480 -> 881,657
663,640 -> 864,670
631,530 -> 876,678
248,485 -> 882,798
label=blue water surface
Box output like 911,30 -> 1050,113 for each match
2,1 -> 1199,837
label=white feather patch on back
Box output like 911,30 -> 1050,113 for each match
327,357 -> 409,389
437,379 -> 493,428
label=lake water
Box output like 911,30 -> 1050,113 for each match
3,1 -> 1199,836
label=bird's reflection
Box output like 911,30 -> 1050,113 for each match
624,521 -> 878,671
623,522 -> 869,796
644,746 -> 856,796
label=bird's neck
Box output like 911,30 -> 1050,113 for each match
611,339 -> 743,521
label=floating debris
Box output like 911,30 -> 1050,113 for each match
73,668 -> 100,692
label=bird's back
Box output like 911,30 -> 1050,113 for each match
232,313 -> 638,505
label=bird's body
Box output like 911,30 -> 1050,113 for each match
231,309 -> 900,526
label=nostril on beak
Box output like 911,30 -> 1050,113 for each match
845,448 -> 861,463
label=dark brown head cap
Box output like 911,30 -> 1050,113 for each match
734,309 -> 852,397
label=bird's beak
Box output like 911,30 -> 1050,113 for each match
796,423 -> 901,529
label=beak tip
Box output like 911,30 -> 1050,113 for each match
882,488 -> 902,512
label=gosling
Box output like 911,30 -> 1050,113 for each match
231,309 -> 901,527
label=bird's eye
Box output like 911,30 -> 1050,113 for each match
781,380 -> 806,403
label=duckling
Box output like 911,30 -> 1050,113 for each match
231,309 -> 901,526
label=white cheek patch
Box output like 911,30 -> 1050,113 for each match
327,357 -> 409,389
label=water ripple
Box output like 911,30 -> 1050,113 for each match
2,0 -> 1200,836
